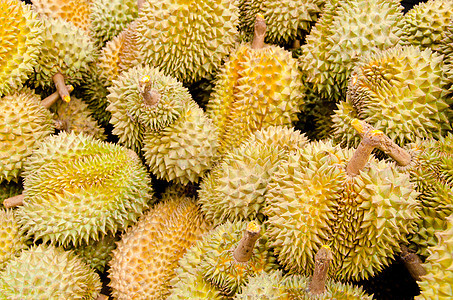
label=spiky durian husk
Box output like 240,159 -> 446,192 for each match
332,45 -> 453,148
416,215 -> 453,300
0,244 -> 101,299
234,270 -> 287,299
238,0 -> 324,45
89,0 -> 138,48
16,132 -> 153,246
142,101 -> 219,185
32,0 -> 91,31
108,192 -> 212,299
264,139 -> 418,281
52,96 -> 106,140
134,0 -> 239,84
206,43 -> 303,157
399,0 -> 453,52
199,126 -> 308,225
31,16 -> 96,89
298,0 -> 404,100
168,272 -> 226,300
0,182 -> 23,208
0,209 -> 27,270
0,0 -> 42,97
0,88 -> 54,182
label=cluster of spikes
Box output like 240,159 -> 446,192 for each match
1,0 -> 452,299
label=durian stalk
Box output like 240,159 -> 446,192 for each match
41,85 -> 74,109
400,244 -> 426,282
350,119 -> 412,166
347,127 -> 384,176
96,294 -> 109,300
139,75 -> 161,107
52,72 -> 71,103
233,221 -> 261,263
137,0 -> 144,11
251,14 -> 266,50
308,245 -> 333,295
3,194 -> 24,208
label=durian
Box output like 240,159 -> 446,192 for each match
16,131 -> 153,246
0,209 -> 27,270
0,244 -> 101,299
32,0 -> 91,32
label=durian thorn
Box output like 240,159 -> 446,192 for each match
400,244 -> 426,282
308,246 -> 333,296
41,85 -> 74,109
3,194 -> 24,208
53,73 -> 71,103
233,221 -> 261,263
251,14 -> 266,49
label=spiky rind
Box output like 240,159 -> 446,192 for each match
234,270 -> 286,299
109,192 -> 211,299
264,140 -> 418,281
32,0 -> 91,31
298,0 -> 404,100
0,244 -> 101,299
0,0 -> 43,97
0,88 -> 54,182
135,0 -> 239,84
168,272 -> 225,300
17,132 -> 153,246
0,209 -> 28,270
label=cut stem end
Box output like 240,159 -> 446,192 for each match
233,221 -> 261,263
3,194 -> 25,208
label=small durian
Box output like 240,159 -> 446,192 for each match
199,126 -> 308,225
206,15 -> 304,157
0,244 -> 101,299
32,0 -> 91,32
298,0 -> 404,100
16,131 -> 153,246
0,209 -> 27,270
108,189 -> 212,299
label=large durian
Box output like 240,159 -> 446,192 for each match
298,0 -> 404,100
206,15 -> 304,157
0,0 -> 42,97
108,188 -> 212,299
264,125 -> 418,281
332,45 -> 453,148
199,126 -> 308,225
16,131 -> 153,246
32,0 -> 91,32
0,244 -> 101,299
133,0 -> 239,84
0,209 -> 27,270
0,88 -> 54,183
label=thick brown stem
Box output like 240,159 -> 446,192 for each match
291,39 -> 301,50
251,14 -> 266,50
233,221 -> 261,263
53,73 -> 71,103
96,294 -> 109,300
3,194 -> 24,208
41,85 -> 74,109
139,75 -> 160,107
347,128 -> 384,176
308,245 -> 333,296
400,244 -> 426,282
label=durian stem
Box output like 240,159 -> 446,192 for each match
41,85 -> 74,109
137,0 -> 144,11
233,221 -> 261,263
346,128 -> 384,176
251,15 -> 266,50
52,73 -> 71,103
400,244 -> 426,282
3,194 -> 24,208
54,119 -> 68,131
96,294 -> 109,300
291,39 -> 301,50
308,245 -> 333,296
142,90 -> 161,107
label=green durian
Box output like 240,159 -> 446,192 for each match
0,0 -> 43,97
32,0 -> 91,32
133,0 -> 239,84
0,244 -> 101,299
108,189 -> 212,299
416,214 -> 453,300
332,45 -> 453,148
0,209 -> 27,270
16,131 -> 153,246
264,138 -> 418,281
298,0 -> 404,100
0,88 -> 55,183
206,15 -> 304,157
199,126 -> 308,225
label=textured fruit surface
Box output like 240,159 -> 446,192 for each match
298,0 -> 404,100
32,0 -> 91,31
332,45 -> 452,148
0,209 -> 27,270
0,244 -> 101,299
264,140 -> 418,281
206,42 -> 303,157
0,0 -> 42,96
17,132 -> 153,246
109,190 -> 211,299
0,88 -> 54,182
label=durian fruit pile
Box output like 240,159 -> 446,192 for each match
2,0 -> 453,299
